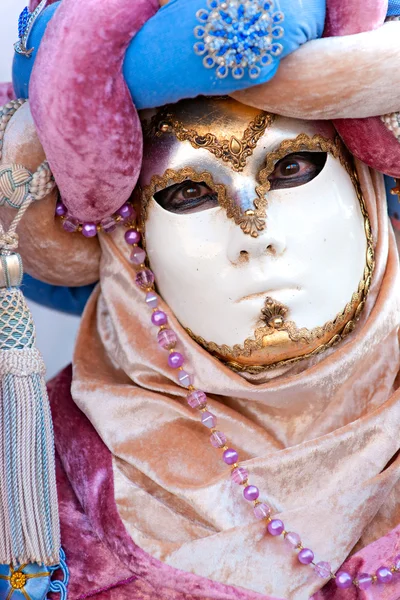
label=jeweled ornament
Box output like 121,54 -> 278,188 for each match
194,0 -> 284,79
14,1 -> 48,57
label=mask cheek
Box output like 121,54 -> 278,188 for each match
145,199 -> 233,328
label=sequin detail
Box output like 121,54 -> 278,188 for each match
193,0 -> 284,80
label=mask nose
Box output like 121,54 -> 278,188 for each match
227,213 -> 287,264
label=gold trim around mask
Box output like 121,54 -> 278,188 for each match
140,134 -> 374,372
149,109 -> 274,174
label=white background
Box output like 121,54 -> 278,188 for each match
0,0 -> 80,379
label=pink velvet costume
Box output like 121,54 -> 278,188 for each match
1,0 -> 400,599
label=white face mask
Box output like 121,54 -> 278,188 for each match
139,101 -> 372,371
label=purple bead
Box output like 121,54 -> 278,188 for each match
201,411 -> 216,429
314,562 -> 331,579
145,291 -> 158,309
253,503 -> 270,520
62,216 -> 79,233
131,247 -> 146,265
125,229 -> 141,245
178,370 -> 193,387
335,572 -> 353,589
117,203 -> 136,220
376,567 -> 393,584
187,390 -> 207,409
136,269 -> 154,289
243,485 -> 259,501
298,548 -> 314,565
210,431 -> 227,448
82,223 -> 98,238
394,554 -> 400,571
151,310 -> 168,327
168,352 -> 184,369
357,573 -> 372,590
267,519 -> 284,536
284,532 -> 301,549
100,216 -> 117,233
55,201 -> 67,216
223,448 -> 238,465
231,467 -> 248,485
157,329 -> 177,350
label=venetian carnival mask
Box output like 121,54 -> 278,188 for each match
139,97 -> 373,372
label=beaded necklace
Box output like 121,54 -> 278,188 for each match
58,201 -> 400,593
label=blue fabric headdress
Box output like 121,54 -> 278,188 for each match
13,0 -> 326,108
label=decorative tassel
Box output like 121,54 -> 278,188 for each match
0,202 -> 60,566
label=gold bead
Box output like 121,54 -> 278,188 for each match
268,316 -> 284,329
159,122 -> 171,133
10,572 -> 27,590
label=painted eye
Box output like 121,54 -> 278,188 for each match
154,180 -> 219,214
268,152 -> 327,190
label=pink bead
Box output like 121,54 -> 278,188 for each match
82,223 -> 98,238
223,448 -> 238,465
62,216 -> 79,233
231,467 -> 248,485
125,229 -> 141,245
314,562 -> 331,578
131,247 -> 146,265
298,548 -> 314,565
136,269 -> 154,289
178,370 -> 193,387
210,431 -> 226,448
357,573 -> 372,590
376,567 -> 392,583
253,503 -> 270,520
157,329 -> 177,349
100,216 -> 117,233
151,310 -> 168,327
168,352 -> 184,369
394,555 -> 400,571
267,519 -> 284,536
201,411 -> 216,429
55,201 -> 67,216
187,390 -> 207,409
145,291 -> 158,308
335,572 -> 352,589
243,485 -> 259,501
118,203 -> 136,220
284,532 -> 301,549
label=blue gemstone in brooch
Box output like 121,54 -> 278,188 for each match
194,0 -> 284,80
14,0 -> 48,57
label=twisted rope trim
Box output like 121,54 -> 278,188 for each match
0,100 -> 56,206
0,348 -> 45,377
0,100 -> 26,163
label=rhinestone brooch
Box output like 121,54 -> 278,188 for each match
14,0 -> 48,58
193,0 -> 284,80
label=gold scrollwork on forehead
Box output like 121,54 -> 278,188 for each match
149,110 -> 274,173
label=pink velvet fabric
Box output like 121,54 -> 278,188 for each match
0,82 -> 15,105
325,0 -> 400,178
335,117 -> 400,178
48,367 -> 400,600
29,0 -> 158,222
324,0 -> 387,35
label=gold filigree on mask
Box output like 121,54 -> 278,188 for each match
149,109 -> 274,174
140,167 -> 230,238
